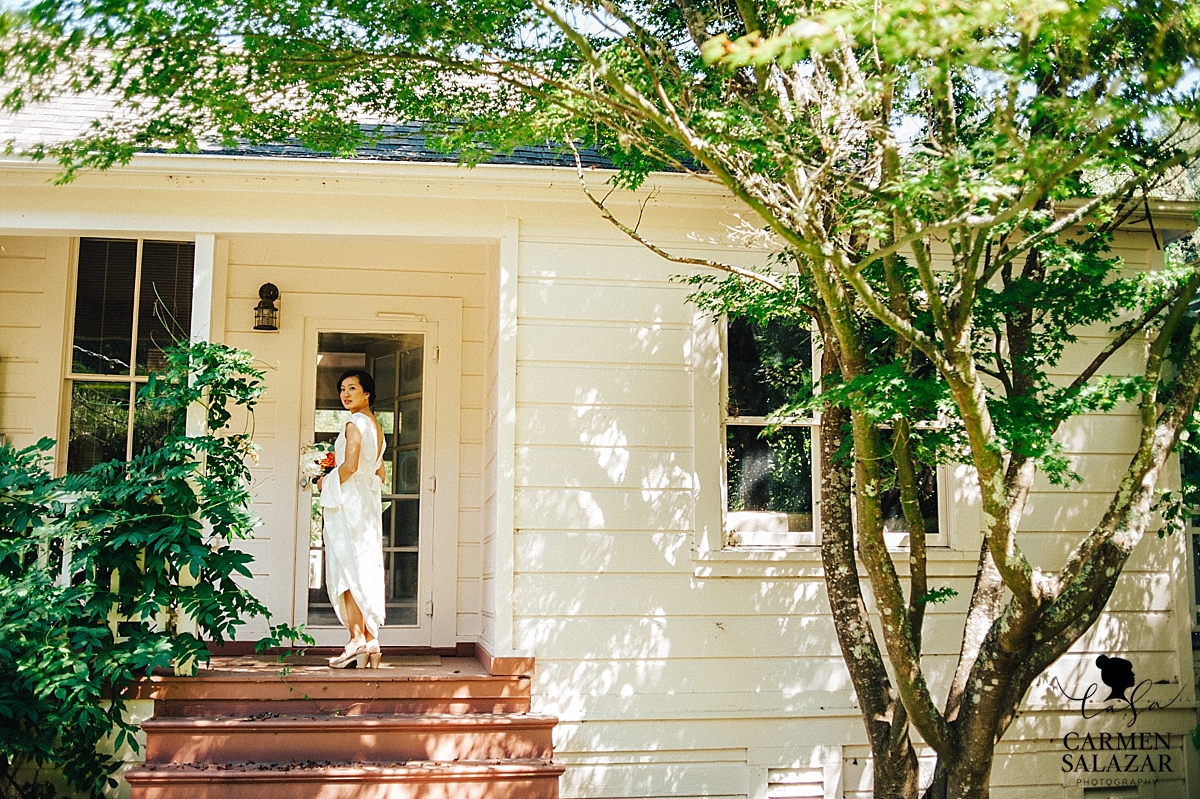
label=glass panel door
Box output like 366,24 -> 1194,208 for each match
306,332 -> 429,640
367,338 -> 424,626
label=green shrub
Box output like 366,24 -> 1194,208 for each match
0,340 -> 306,799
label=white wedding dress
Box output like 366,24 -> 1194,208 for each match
319,412 -> 386,638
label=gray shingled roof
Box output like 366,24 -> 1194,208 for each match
196,123 -> 616,168
0,94 -> 616,168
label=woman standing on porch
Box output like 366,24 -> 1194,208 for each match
317,370 -> 387,668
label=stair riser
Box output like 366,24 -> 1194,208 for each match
134,678 -> 529,709
129,774 -> 561,799
146,728 -> 554,763
155,697 -> 529,716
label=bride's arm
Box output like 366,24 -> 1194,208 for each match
337,423 -> 363,484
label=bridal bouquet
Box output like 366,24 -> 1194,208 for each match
300,442 -> 336,485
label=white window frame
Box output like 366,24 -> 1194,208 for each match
692,313 -> 952,555
1190,515 -> 1200,640
62,237 -> 195,471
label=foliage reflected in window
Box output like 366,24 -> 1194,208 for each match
1180,443 -> 1200,641
725,318 -> 815,543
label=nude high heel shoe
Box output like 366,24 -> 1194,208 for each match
365,639 -> 382,669
329,638 -> 367,669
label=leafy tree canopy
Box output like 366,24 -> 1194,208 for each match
3,2 -> 1200,798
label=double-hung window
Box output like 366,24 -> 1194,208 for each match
1181,448 -> 1200,649
1191,516 -> 1200,650
722,317 -> 944,548
724,317 -> 819,546
65,238 -> 195,473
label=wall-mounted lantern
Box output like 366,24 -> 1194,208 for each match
254,283 -> 280,331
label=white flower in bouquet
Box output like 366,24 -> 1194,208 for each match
300,442 -> 335,480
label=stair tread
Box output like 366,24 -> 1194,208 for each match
128,758 -> 565,777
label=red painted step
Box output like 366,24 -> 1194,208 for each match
142,713 -> 557,764
129,655 -> 561,799
125,759 -> 565,799
144,675 -> 530,717
129,657 -> 531,716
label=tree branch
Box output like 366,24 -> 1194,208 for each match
977,146 -> 1200,290
567,142 -> 784,290
808,253 -> 952,755
1065,295 -> 1174,394
673,0 -> 711,51
832,252 -> 952,376
1049,263 -> 1200,598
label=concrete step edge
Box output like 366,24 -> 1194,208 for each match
142,713 -> 558,731
126,758 -> 566,783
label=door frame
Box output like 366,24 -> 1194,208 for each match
292,301 -> 461,648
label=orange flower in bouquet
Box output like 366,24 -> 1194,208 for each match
300,443 -> 336,486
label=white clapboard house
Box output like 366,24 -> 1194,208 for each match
1,103 -> 1198,798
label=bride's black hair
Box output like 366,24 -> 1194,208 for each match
337,369 -> 376,408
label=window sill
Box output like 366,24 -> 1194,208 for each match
693,545 -> 980,579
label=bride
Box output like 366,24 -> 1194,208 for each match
317,369 -> 387,668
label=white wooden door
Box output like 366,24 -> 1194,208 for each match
295,313 -> 460,648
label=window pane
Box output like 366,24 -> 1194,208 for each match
395,448 -> 421,494
373,354 -> 397,402
306,586 -> 339,626
132,386 -> 184,457
315,409 -> 351,434
1192,530 -> 1200,607
399,346 -> 423,396
386,550 -> 419,626
727,318 -> 812,418
879,464 -> 940,537
394,498 -> 419,547
306,487 -> 340,626
73,239 -> 137,375
137,241 -> 194,374
397,398 -> 421,445
877,429 -> 941,538
67,381 -> 131,472
726,425 -> 813,530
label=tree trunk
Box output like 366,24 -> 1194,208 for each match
923,748 -> 1000,799
817,350 -> 920,797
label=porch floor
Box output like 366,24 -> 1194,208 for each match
131,654 -> 533,717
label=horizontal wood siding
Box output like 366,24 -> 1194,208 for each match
0,236 -> 69,456
510,218 -> 1195,798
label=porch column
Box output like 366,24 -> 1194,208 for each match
183,233 -> 228,435
493,218 -> 520,658
176,234 -> 218,673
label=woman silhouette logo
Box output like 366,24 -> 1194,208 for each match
1095,654 -> 1135,701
